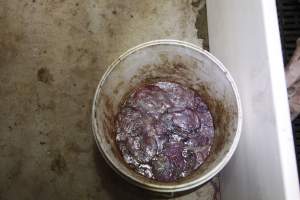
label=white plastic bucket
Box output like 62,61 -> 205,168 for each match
92,40 -> 242,193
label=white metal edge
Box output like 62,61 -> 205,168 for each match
261,1 -> 300,199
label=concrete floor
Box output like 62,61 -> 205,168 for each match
0,0 -> 218,199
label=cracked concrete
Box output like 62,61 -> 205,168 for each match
0,0 -> 217,199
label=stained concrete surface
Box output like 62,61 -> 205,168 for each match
0,0 -> 218,199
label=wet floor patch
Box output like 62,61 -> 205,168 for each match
37,67 -> 54,85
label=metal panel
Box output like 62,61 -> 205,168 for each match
207,0 -> 300,199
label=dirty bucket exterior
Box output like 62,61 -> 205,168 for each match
92,40 -> 242,193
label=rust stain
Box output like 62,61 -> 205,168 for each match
37,67 -> 54,85
7,160 -> 22,181
65,142 -> 91,154
76,119 -> 87,130
37,100 -> 56,111
113,81 -> 124,95
191,0 -> 201,8
194,2 -> 209,50
50,152 -> 67,175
